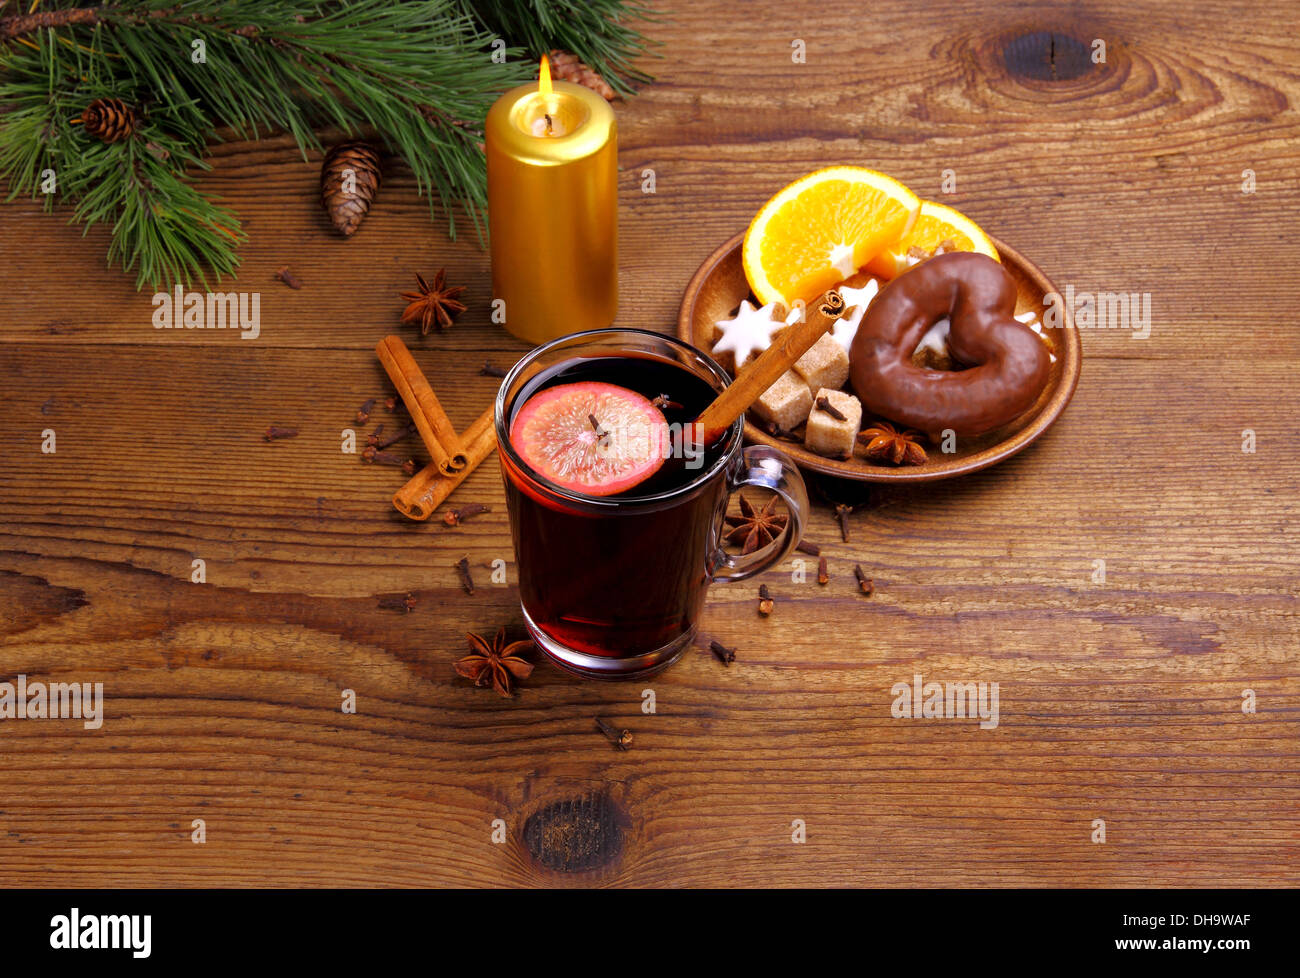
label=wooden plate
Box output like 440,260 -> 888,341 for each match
676,232 -> 1081,482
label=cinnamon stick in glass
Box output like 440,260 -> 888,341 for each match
693,289 -> 846,444
375,335 -> 468,475
392,406 -> 497,520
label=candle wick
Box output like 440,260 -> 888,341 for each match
544,113 -> 553,135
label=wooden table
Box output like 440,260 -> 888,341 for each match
1,0 -> 1296,887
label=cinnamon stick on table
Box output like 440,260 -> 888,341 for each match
393,406 -> 497,520
693,289 -> 846,444
375,335 -> 468,475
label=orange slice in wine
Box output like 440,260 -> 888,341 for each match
509,382 -> 669,496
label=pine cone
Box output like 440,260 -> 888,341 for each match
81,98 -> 135,143
548,50 -> 617,101
320,141 -> 382,237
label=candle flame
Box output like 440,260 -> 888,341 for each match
538,54 -> 552,99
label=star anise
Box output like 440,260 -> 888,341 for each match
859,420 -> 928,466
400,269 -> 466,334
723,492 -> 788,554
454,627 -> 534,697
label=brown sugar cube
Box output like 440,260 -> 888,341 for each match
750,370 -> 814,432
804,388 -> 862,459
792,332 -> 850,393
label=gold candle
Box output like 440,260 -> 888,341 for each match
486,56 -> 618,345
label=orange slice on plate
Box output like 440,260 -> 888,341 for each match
864,199 -> 999,279
742,167 -> 920,307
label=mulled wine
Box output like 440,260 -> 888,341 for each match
503,354 -> 727,659
496,328 -> 808,679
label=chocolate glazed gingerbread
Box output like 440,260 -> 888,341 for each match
849,252 -> 1051,437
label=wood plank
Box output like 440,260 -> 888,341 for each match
2,348 -> 1296,885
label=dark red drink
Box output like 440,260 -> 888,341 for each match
504,354 -> 725,658
496,329 -> 808,680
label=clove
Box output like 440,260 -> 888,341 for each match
479,361 -> 508,378
652,393 -> 683,411
709,640 -> 736,666
378,592 -> 417,613
757,584 -> 774,617
372,421 -> 417,450
595,716 -> 633,751
818,555 -> 829,585
263,424 -> 298,442
361,447 -> 416,474
834,504 -> 852,543
796,540 -> 821,556
274,266 -> 302,290
455,556 -> 475,595
356,398 -> 377,424
443,502 -> 491,526
815,396 -> 847,421
853,564 -> 874,596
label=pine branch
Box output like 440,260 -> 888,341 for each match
1,2 -> 528,288
1,7 -> 104,41
1,17 -> 246,287
76,2 -> 526,205
0,1 -> 654,290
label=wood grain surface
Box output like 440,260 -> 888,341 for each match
1,0 -> 1297,887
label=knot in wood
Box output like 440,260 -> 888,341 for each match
522,792 -> 624,873
1003,30 -> 1093,82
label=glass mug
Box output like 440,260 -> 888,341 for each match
495,328 -> 809,679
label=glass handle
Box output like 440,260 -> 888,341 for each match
708,445 -> 809,583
